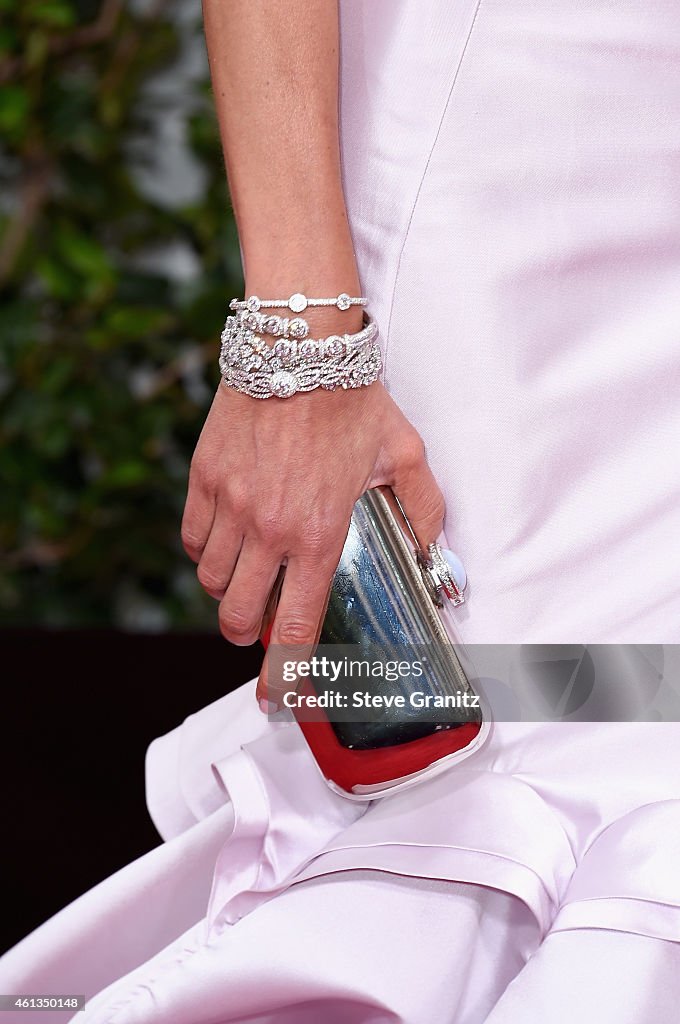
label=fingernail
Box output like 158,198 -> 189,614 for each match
259,698 -> 279,716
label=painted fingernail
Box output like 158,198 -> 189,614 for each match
259,698 -> 279,716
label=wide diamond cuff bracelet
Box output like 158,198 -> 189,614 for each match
219,312 -> 383,399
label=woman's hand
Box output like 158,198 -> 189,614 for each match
194,0 -> 443,709
182,379 -> 445,709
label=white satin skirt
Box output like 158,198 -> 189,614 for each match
3,1 -> 680,1021
2,687 -> 680,1023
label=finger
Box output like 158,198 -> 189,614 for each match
259,563 -> 286,648
181,477 -> 216,564
256,551 -> 337,710
390,435 -> 446,551
196,513 -> 243,600
218,538 -> 286,647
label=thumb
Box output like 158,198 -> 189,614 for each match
389,433 -> 446,552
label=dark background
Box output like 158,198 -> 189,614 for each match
1,629 -> 263,952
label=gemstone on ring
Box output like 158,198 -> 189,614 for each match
245,295 -> 261,313
427,542 -> 467,605
288,293 -> 308,313
441,548 -> 467,593
336,293 -> 351,310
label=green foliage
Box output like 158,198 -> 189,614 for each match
0,0 -> 243,628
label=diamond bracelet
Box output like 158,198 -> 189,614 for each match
236,310 -> 311,340
219,313 -> 382,399
232,310 -> 377,354
229,292 -> 367,314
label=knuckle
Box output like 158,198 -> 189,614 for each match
219,605 -> 259,642
300,513 -> 343,555
224,480 -> 250,518
409,486 -> 446,542
276,617 -> 315,646
301,530 -> 332,558
427,490 -> 446,523
253,506 -> 288,546
196,564 -> 225,594
189,454 -> 215,493
401,430 -> 427,470
181,524 -> 204,561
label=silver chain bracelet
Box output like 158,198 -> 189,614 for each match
229,292 -> 367,314
219,313 -> 382,399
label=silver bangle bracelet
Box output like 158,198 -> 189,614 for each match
229,292 -> 367,314
230,311 -> 377,354
219,313 -> 382,399
236,310 -> 311,340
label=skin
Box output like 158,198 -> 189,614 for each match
183,0 -> 446,709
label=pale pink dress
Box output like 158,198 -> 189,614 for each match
3,1 -> 680,1021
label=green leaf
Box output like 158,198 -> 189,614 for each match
0,85 -> 29,142
26,0 -> 76,28
0,26 -> 19,54
35,254 -> 80,301
39,356 -> 75,395
24,28 -> 50,69
50,225 -> 116,302
104,306 -> 174,339
101,460 -> 149,488
55,225 -> 111,277
36,420 -> 71,458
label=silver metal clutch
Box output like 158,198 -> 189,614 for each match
264,485 -> 488,799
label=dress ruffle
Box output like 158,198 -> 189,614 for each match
549,799 -> 680,942
3,681 -> 679,1024
146,682 -> 680,949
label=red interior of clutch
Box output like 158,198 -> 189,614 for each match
261,623 -> 481,793
294,676 -> 481,793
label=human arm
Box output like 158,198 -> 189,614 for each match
182,0 -> 446,708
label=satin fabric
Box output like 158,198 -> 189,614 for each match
3,684 -> 680,1022
3,1 -> 680,1020
337,0 -> 680,643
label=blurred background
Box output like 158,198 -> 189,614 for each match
0,0 -> 241,629
0,0 -> 262,950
